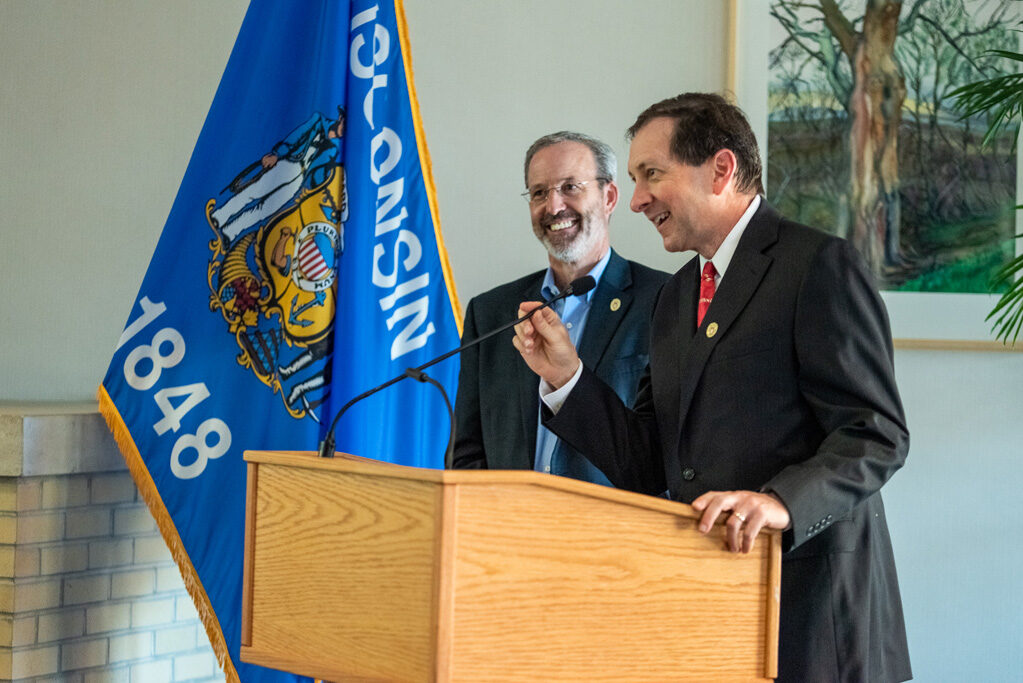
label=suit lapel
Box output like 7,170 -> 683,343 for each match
576,250 -> 632,370
675,204 -> 779,433
516,274 -> 544,466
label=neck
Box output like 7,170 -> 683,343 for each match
698,192 -> 756,259
550,247 -> 608,291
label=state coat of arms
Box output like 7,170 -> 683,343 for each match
205,108 -> 348,422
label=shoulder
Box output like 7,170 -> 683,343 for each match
752,209 -> 852,278
777,216 -> 834,251
774,218 -> 869,283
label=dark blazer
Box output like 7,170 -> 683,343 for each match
547,204 -> 911,683
452,249 -> 668,483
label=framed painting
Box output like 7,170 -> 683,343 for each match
729,0 -> 1023,348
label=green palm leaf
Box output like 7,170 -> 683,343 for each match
954,51 -> 1023,344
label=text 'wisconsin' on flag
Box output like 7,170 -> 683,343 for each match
98,1 -> 461,681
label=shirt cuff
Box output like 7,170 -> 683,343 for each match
539,361 -> 583,414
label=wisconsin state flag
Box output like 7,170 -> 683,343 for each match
98,1 -> 461,680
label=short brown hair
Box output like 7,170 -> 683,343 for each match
627,93 -> 764,195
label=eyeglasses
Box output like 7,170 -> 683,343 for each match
521,178 -> 607,205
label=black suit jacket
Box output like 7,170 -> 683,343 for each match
547,204 -> 911,682
452,249 -> 668,483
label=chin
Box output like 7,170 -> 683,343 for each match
551,244 -> 588,263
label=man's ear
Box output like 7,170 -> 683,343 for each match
711,149 -> 738,194
603,180 -> 619,215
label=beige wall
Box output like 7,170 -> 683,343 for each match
0,0 -> 726,402
0,0 -> 249,402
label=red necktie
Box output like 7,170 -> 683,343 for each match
697,261 -> 717,327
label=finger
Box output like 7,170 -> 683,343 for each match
518,301 -> 544,314
690,492 -> 711,511
726,511 -> 745,552
741,509 -> 767,554
517,301 -> 544,325
697,493 -> 732,533
513,318 -> 535,347
511,334 -> 526,355
514,309 -> 539,346
516,302 -> 544,334
529,306 -> 560,337
512,327 -> 529,352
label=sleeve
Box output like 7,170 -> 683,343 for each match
544,363 -> 666,496
764,237 -> 909,549
538,361 -> 584,412
451,297 -> 487,469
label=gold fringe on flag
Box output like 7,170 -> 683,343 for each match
394,0 -> 464,336
97,384 -> 240,683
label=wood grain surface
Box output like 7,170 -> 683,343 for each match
241,452 -> 779,682
246,462 -> 441,681
447,482 -> 772,681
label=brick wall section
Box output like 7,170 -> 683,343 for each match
0,411 -> 226,683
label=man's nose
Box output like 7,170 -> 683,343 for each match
544,188 -> 568,214
630,184 -> 650,213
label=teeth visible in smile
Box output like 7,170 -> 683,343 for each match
549,219 -> 575,231
653,212 -> 669,226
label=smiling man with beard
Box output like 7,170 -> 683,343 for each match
451,131 -> 669,483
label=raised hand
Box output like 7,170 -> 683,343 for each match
512,302 -> 580,389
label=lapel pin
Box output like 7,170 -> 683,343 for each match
610,298 -> 621,312
706,322 -> 718,338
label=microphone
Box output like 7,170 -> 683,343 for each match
316,275 -> 597,463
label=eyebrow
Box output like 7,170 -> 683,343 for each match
627,162 -> 650,180
527,176 -> 579,188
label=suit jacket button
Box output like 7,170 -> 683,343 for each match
681,467 -> 696,481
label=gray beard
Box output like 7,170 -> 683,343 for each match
540,224 -> 599,264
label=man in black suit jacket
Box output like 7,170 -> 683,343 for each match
514,95 -> 911,682
452,131 -> 668,483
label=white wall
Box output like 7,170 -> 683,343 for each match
0,0 -> 249,402
0,0 -> 719,403
887,349 -> 1023,681
405,0 -> 723,299
1,1 -> 1021,679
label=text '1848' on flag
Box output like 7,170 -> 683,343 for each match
98,1 -> 461,681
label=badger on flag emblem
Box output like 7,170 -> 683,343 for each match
205,107 -> 348,422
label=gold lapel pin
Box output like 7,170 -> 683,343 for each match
706,322 -> 718,338
610,298 -> 621,312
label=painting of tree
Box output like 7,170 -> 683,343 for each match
767,0 -> 1019,291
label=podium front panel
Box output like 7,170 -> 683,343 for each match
447,481 -> 775,681
242,460 -> 442,681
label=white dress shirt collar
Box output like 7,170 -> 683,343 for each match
699,194 -> 761,282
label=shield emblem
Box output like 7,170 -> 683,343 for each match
258,167 -> 345,345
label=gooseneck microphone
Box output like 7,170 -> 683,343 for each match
316,275 -> 597,465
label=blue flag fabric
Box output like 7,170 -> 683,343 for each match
98,2 -> 461,681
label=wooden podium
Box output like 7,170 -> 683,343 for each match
240,451 -> 781,682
